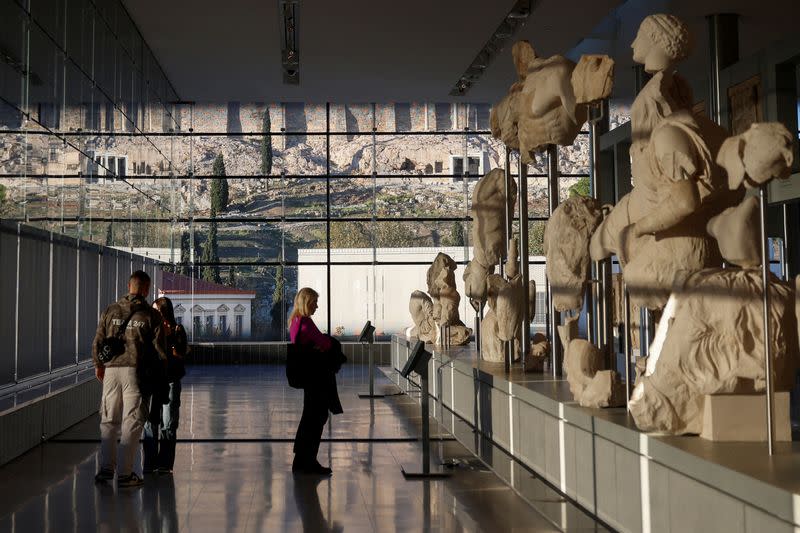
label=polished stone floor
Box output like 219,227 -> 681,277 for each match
0,365 -> 608,532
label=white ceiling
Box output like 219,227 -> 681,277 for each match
123,0 -> 800,104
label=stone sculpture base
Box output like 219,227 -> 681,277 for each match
700,393 -> 791,442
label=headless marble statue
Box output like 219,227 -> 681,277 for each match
427,253 -> 471,346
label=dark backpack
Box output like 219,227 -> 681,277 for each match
97,304 -> 141,364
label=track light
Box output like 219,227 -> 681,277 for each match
279,0 -> 300,85
449,0 -> 532,96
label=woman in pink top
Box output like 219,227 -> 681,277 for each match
289,287 -> 339,475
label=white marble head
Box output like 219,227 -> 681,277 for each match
632,14 -> 692,73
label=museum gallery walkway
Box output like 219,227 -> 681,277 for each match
0,365 -> 607,532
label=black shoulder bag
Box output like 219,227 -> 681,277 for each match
98,306 -> 139,364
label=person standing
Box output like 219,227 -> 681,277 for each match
289,287 -> 345,476
93,271 -> 168,487
143,296 -> 187,474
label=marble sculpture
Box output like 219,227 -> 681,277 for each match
572,55 -> 615,104
628,269 -> 800,434
544,195 -> 603,312
427,253 -> 471,346
407,290 -> 437,343
589,13 -> 740,310
622,17 -> 799,433
717,122 -> 794,189
559,315 -> 625,408
481,274 -> 508,362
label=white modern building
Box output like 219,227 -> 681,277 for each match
297,246 -> 546,337
158,272 -> 256,339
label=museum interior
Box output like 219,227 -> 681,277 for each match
2,0 -> 800,531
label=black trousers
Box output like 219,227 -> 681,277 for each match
293,388 -> 329,464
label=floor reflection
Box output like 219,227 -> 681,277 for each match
293,476 -> 342,533
0,365 -> 606,532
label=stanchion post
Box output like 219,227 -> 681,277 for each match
358,321 -> 384,399
588,103 -> 602,346
421,369 -> 431,474
502,147 -> 513,373
782,203 -> 790,281
623,283 -> 632,404
546,144 -> 561,377
518,161 -> 530,369
400,341 -> 451,479
759,185 -> 775,455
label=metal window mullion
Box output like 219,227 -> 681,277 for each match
326,102 -> 331,333
48,233 -> 54,372
75,237 -> 81,364
14,224 -> 21,383
371,103 -> 377,327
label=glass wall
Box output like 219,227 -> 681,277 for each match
0,3 -> 591,350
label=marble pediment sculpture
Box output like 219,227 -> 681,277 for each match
706,197 -> 760,268
559,315 -> 625,408
515,50 -> 587,164
544,195 -> 603,312
470,168 -> 517,267
407,290 -> 436,343
629,269 -> 800,434
480,274 -> 507,362
464,168 -> 516,310
427,252 -> 471,346
496,274 -> 524,342
504,238 -> 519,279
464,260 -> 495,304
629,14 -> 694,144
572,54 -> 615,105
589,20 -> 740,310
717,122 -> 794,190
492,41 -> 616,164
489,42 -> 534,151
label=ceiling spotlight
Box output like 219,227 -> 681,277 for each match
449,0 -> 532,96
507,8 -> 530,19
279,0 -> 300,85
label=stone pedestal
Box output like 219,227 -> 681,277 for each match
701,392 -> 791,441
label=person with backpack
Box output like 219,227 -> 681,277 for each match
92,271 -> 169,488
143,296 -> 188,474
288,287 -> 346,476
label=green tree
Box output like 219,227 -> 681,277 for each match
270,263 -> 285,334
442,221 -> 465,246
261,109 -> 273,176
528,221 -> 546,255
200,221 -> 221,283
227,266 -> 236,287
568,176 -> 590,198
328,221 -> 372,248
104,223 -> 113,246
0,183 -> 6,205
211,154 -> 229,215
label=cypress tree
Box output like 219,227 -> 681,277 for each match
270,263 -> 285,334
105,223 -> 113,246
211,153 -> 229,214
179,231 -> 191,276
451,221 -> 465,247
261,109 -> 273,176
200,221 -> 221,283
227,266 -> 236,287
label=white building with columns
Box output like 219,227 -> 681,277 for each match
158,272 -> 256,340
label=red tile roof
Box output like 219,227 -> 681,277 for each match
160,271 -> 255,296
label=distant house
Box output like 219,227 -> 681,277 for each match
158,272 -> 256,339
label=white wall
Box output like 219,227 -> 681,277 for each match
297,247 -> 546,337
